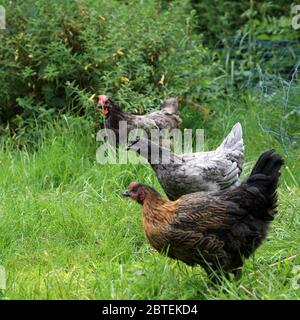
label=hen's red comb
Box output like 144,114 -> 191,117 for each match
98,95 -> 108,105
129,181 -> 137,190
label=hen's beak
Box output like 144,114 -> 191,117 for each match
123,190 -> 131,197
96,103 -> 109,115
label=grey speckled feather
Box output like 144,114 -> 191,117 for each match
103,97 -> 182,140
127,123 -> 244,200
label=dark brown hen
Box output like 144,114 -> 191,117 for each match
123,150 -> 284,281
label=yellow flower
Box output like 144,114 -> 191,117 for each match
121,77 -> 129,84
84,64 -> 92,71
113,49 -> 125,57
89,94 -> 96,101
159,74 -> 165,85
14,49 -> 19,61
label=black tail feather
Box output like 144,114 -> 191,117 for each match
250,149 -> 284,177
245,150 -> 284,220
248,150 -> 284,194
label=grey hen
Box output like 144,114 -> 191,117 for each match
97,95 -> 182,144
127,123 -> 244,200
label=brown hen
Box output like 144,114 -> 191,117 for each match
123,150 -> 284,281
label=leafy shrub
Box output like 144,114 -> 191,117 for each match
191,0 -> 296,45
191,0 -> 299,82
0,0 -> 219,142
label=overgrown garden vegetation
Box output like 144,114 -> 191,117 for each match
0,0 -> 299,299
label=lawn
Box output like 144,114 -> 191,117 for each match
0,95 -> 299,300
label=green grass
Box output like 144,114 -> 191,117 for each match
0,96 -> 299,300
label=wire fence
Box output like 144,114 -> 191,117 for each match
253,61 -> 300,158
221,38 -> 300,157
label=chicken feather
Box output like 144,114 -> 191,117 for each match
127,123 -> 244,200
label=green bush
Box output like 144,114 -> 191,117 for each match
191,0 -> 296,45
191,0 -> 299,81
0,0 -> 298,148
0,0 -> 219,140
